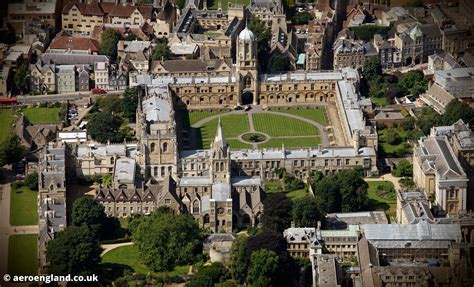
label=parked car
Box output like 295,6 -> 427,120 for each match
91,88 -> 106,94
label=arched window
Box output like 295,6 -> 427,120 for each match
193,200 -> 200,213
163,142 -> 168,152
220,162 -> 224,171
215,162 -> 219,171
154,167 -> 158,176
57,183 -> 61,188
111,157 -> 114,164
161,167 -> 165,176
203,214 -> 210,224
150,143 -> 155,153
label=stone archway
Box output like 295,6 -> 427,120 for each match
242,91 -> 253,105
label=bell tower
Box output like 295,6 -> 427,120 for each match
236,25 -> 258,105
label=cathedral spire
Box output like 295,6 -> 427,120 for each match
213,117 -> 227,151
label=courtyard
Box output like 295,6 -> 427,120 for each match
186,106 -> 330,150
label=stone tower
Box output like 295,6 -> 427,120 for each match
236,25 -> 259,105
209,118 -> 231,184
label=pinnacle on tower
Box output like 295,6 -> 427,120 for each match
213,117 -> 227,151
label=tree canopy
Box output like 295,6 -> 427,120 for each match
14,63 -> 30,94
0,133 -> 25,167
260,192 -> 292,233
314,169 -> 368,213
87,112 -> 124,143
46,225 -> 102,276
72,196 -> 109,238
397,70 -> 428,96
100,29 -> 121,61
133,208 -> 204,272
248,16 -> 272,72
392,159 -> 413,177
230,236 -> 249,284
350,26 -> 390,42
152,41 -> 173,61
121,87 -> 138,122
270,55 -> 291,74
292,195 -> 324,228
442,99 -> 474,128
186,263 -> 228,287
247,249 -> 279,287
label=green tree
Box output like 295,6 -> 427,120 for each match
350,26 -> 390,42
133,208 -> 203,272
315,176 -> 341,213
247,249 -> 279,287
362,57 -> 382,82
401,117 -> 415,130
176,0 -> 185,9
152,41 -> 173,61
260,192 -> 292,233
337,170 -> 368,212
392,159 -> 413,177
186,263 -> 228,287
87,112 -> 124,143
0,133 -> 25,166
270,55 -> 291,74
46,225 -> 102,275
95,95 -> 122,114
101,174 -> 113,187
443,99 -> 474,128
14,63 -> 30,94
230,236 -> 249,284
72,196 -> 109,238
293,11 -> 314,24
384,128 -> 401,145
100,29 -> 121,61
416,107 -> 442,135
292,195 -> 323,227
121,87 -> 138,122
397,70 -> 427,96
24,172 -> 38,191
124,33 -> 139,41
248,16 -> 271,72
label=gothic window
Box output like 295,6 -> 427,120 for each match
111,157 -> 114,164
193,200 -> 200,213
163,142 -> 168,152
161,166 -> 165,176
203,214 -> 210,224
150,143 -> 155,153
154,167 -> 158,176
220,162 -> 224,171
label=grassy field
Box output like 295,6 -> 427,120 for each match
185,110 -> 224,127
265,179 -> 308,201
22,107 -> 60,124
367,181 -> 396,220
196,114 -> 249,148
270,107 -> 327,125
371,96 -> 388,106
228,139 -> 253,150
378,128 -> 412,157
0,108 -> 16,142
102,245 -> 189,277
207,0 -> 250,10
258,137 -> 320,149
253,114 -> 319,137
8,234 -> 38,276
10,185 -> 38,226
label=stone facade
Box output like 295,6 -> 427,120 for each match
30,63 -> 56,94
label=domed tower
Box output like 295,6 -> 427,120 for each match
236,26 -> 258,105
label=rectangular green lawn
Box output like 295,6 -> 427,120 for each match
102,245 -> 189,277
22,107 -> 60,124
227,139 -> 253,150
0,109 -> 16,142
270,107 -> 327,125
185,110 -> 223,127
253,113 -> 319,137
367,181 -> 396,220
10,185 -> 38,226
208,0 -> 250,10
8,234 -> 38,276
258,137 -> 320,149
197,114 -> 249,148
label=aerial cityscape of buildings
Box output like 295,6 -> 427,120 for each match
0,0 -> 473,286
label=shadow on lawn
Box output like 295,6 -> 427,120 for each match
367,198 -> 390,211
99,262 -> 134,283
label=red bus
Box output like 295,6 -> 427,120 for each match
0,97 -> 17,106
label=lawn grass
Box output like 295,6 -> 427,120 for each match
10,185 -> 38,226
378,128 -> 412,157
102,245 -> 189,277
22,107 -> 60,124
8,234 -> 38,276
227,139 -> 253,150
0,108 -> 16,142
258,137 -> 320,149
270,107 -> 327,125
371,96 -> 388,106
185,110 -> 224,127
208,0 -> 250,10
196,114 -> 249,148
264,180 -> 308,201
253,113 -> 319,137
367,181 -> 396,220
